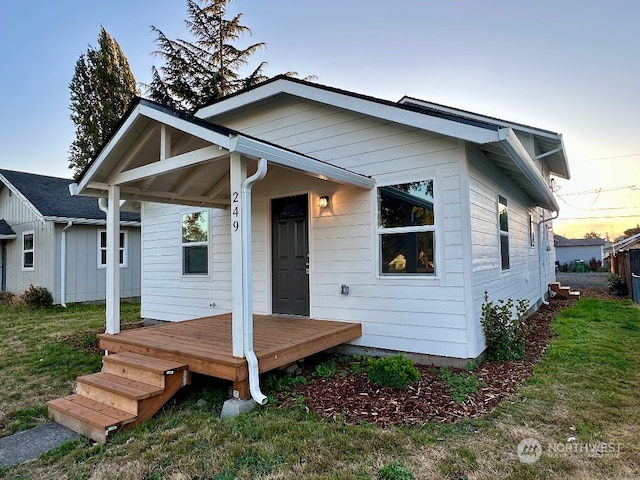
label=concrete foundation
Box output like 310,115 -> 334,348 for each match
220,398 -> 258,419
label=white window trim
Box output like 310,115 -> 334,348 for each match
376,179 -> 437,278
22,230 -> 35,271
498,195 -> 510,271
97,230 -> 128,269
181,211 -> 210,277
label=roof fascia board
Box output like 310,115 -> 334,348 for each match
199,80 -> 500,144
0,235 -> 17,240
497,128 -> 559,211
76,104 -> 144,194
0,173 -> 44,221
42,216 -> 141,227
231,135 -> 375,190
138,104 -> 232,149
399,97 -> 561,140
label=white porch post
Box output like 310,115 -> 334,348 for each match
230,153 -> 247,357
105,185 -> 121,334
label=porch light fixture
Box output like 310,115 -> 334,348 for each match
319,195 -> 330,208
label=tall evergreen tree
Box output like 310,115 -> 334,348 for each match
68,27 -> 138,179
147,0 -> 267,113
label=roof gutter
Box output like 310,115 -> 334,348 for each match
496,128 -> 560,212
241,158 -> 268,405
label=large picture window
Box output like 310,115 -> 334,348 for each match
499,195 -> 510,270
182,211 -> 209,275
22,231 -> 34,271
98,231 -> 128,268
378,180 -> 435,275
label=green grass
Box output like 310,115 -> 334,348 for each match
1,297 -> 639,479
0,301 -> 141,438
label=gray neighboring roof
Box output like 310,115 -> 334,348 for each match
0,219 -> 16,239
0,170 -> 140,223
554,234 -> 605,247
604,232 -> 640,253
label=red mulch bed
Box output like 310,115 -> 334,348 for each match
274,292 -> 613,427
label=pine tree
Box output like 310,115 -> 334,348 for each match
68,27 -> 138,179
147,0 -> 267,113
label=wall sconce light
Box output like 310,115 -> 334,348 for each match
319,195 -> 330,208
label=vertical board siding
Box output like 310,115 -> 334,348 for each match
142,98 -> 474,358
0,187 -> 55,295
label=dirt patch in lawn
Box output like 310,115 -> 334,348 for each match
61,321 -> 145,356
276,295 -> 583,427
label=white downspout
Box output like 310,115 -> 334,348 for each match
60,221 -> 73,308
241,158 -> 268,405
538,210 -> 559,306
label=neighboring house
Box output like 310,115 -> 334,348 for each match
554,234 -> 607,265
603,232 -> 640,257
0,170 -> 141,304
73,76 -> 570,363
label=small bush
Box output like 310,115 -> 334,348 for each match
313,359 -> 338,378
608,274 -> 628,296
378,461 -> 413,480
558,262 -> 570,272
0,291 -> 15,305
481,292 -> 529,362
588,257 -> 602,272
439,367 -> 484,403
21,284 -> 53,309
366,355 -> 419,389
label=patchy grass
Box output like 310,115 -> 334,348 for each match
0,301 -> 141,437
1,297 -> 639,479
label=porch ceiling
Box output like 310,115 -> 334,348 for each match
74,99 -> 374,208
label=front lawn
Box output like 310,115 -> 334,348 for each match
1,296 -> 638,479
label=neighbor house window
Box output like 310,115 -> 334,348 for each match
378,180 -> 435,275
98,230 -> 128,268
499,195 -> 510,270
22,231 -> 34,271
182,211 -> 208,275
529,213 -> 535,248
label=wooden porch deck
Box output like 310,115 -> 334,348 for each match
98,314 -> 362,397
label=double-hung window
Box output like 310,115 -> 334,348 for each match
98,231 -> 128,268
182,211 -> 209,275
378,180 -> 436,276
22,231 -> 34,271
499,195 -> 510,270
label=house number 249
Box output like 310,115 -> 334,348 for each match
232,191 -> 239,231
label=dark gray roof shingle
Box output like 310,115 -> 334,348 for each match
0,219 -> 16,237
554,234 -> 605,247
0,170 -> 140,222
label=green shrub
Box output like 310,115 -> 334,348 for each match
588,257 -> 602,272
480,292 -> 529,362
0,291 -> 15,305
21,284 -> 53,309
439,367 -> 484,403
608,274 -> 628,296
313,359 -> 337,378
378,461 -> 413,480
366,355 -> 419,389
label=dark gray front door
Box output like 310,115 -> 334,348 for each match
272,195 -> 309,315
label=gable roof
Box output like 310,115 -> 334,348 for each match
196,76 -> 567,211
554,234 -> 605,247
604,232 -> 640,253
0,170 -> 140,224
73,97 -> 374,207
0,219 -> 16,239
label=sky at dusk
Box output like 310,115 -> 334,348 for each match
0,0 -> 638,239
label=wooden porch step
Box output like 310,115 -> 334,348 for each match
48,394 -> 135,444
102,351 -> 188,388
48,353 -> 189,443
549,282 -> 580,299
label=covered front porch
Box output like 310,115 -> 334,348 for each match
97,313 -> 362,399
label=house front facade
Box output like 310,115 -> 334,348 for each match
74,77 -> 570,366
0,170 -> 142,304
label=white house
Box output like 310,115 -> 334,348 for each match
0,170 -> 141,304
72,77 -> 570,371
